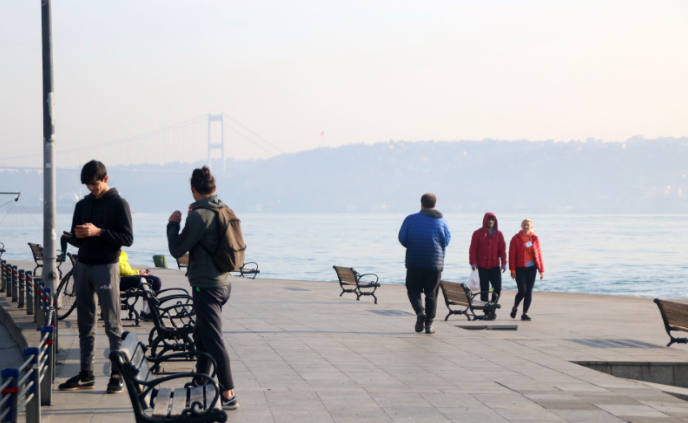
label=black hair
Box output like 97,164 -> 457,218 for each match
80,160 -> 107,184
421,193 -> 436,208
190,166 -> 215,194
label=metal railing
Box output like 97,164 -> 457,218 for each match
0,256 -> 56,423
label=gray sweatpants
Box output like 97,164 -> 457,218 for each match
73,262 -> 123,372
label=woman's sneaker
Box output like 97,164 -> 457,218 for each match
510,307 -> 518,319
222,395 -> 239,410
521,314 -> 533,321
58,373 -> 95,391
140,312 -> 153,322
415,313 -> 426,333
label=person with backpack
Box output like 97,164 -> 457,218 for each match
167,166 -> 245,411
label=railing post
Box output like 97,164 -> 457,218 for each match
35,280 -> 44,330
26,272 -> 34,316
18,270 -> 25,308
11,266 -> 18,303
5,263 -> 12,298
24,347 -> 41,423
1,368 -> 19,423
0,260 -> 5,292
40,326 -> 54,406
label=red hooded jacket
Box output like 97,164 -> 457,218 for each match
469,212 -> 507,268
508,232 -> 544,273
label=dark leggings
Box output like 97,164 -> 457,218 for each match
120,274 -> 162,292
478,267 -> 502,302
513,266 -> 537,314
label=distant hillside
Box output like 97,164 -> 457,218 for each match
2,138 -> 687,213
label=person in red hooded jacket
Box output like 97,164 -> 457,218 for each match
508,218 -> 545,321
469,213 -> 507,320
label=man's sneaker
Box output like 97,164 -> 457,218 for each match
140,312 -> 153,322
415,313 -> 426,333
222,395 -> 239,410
521,314 -> 533,321
58,373 -> 95,391
107,373 -> 124,394
425,323 -> 435,334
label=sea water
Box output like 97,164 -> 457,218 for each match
1,212 -> 686,298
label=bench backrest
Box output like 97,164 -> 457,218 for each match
655,299 -> 688,332
333,266 -> 358,285
28,243 -> 44,262
176,254 -> 189,270
440,280 -> 471,307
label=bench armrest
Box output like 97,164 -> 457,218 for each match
468,291 -> 500,305
142,372 -> 222,415
156,287 -> 190,296
241,262 -> 259,270
357,273 -> 379,285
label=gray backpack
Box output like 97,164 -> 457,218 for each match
195,205 -> 246,272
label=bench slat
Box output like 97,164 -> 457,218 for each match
152,388 -> 172,417
658,300 -> 688,329
189,386 -> 205,411
169,388 -> 188,417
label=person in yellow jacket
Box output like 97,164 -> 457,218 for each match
119,251 -> 162,320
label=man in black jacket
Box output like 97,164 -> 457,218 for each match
58,160 -> 133,394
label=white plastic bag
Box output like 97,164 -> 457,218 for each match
467,270 -> 480,292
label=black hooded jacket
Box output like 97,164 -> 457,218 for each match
67,188 -> 133,265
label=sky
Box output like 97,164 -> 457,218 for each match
1,0 -> 687,166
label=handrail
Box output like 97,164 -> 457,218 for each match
0,252 -> 57,423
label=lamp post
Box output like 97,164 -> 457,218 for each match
41,0 -> 57,293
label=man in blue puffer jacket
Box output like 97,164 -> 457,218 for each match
398,193 -> 451,334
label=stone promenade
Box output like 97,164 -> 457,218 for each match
2,260 -> 688,423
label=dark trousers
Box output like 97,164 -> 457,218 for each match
120,274 -> 162,292
405,269 -> 442,322
513,266 -> 538,314
192,285 -> 234,391
477,267 -> 502,302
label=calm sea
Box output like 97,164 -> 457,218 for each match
1,212 -> 686,298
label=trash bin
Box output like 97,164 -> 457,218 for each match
153,255 -> 168,268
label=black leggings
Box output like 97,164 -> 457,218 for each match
513,266 -> 537,314
478,267 -> 501,302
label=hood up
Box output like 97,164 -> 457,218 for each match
482,212 -> 498,232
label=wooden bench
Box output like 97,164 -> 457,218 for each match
654,299 -> 688,347
111,331 -> 227,423
28,242 -> 66,278
440,280 -> 501,321
332,266 -> 380,304
176,254 -> 260,279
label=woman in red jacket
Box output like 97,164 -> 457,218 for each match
508,219 -> 544,321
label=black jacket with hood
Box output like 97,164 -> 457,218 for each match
67,188 -> 134,265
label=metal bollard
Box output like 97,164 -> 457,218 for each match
5,262 -> 11,298
40,325 -> 54,404
11,266 -> 18,302
35,279 -> 44,329
1,368 -> 19,423
18,270 -> 25,308
26,272 -> 34,316
0,259 -> 5,292
24,347 -> 41,423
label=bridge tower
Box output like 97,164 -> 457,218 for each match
207,114 -> 225,174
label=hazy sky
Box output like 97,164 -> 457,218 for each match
1,0 -> 687,165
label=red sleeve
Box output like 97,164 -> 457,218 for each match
534,237 -> 545,273
469,230 -> 478,266
509,236 -> 517,271
499,232 -> 507,267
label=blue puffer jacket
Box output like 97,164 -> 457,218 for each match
398,210 -> 451,271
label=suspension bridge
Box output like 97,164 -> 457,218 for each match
0,113 -> 283,172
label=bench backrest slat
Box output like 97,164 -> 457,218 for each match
152,388 -> 172,417
120,333 -> 154,407
440,281 -> 471,306
28,243 -> 44,262
657,299 -> 688,330
333,266 -> 357,285
169,388 -> 188,417
189,386 -> 205,410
